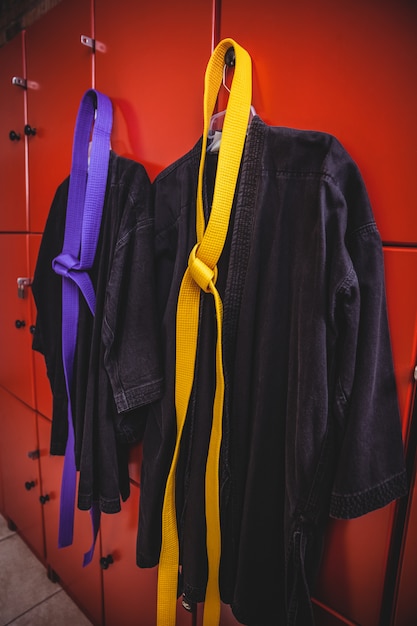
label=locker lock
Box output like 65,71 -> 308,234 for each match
17,277 -> 32,299
15,319 -> 26,329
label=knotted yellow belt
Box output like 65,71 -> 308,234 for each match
157,38 -> 252,626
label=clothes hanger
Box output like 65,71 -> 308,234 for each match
207,46 -> 256,153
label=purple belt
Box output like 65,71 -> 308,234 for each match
52,88 -> 112,565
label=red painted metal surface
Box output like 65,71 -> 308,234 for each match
219,0 -> 417,245
25,0 -> 93,233
0,388 -> 45,561
28,234 -> 53,419
314,506 -> 396,626
0,33 -> 27,232
37,413 -> 103,625
94,0 -> 213,181
0,234 -> 36,408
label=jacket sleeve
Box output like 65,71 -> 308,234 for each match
102,170 -> 163,415
327,148 -> 407,519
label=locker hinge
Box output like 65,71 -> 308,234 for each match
414,365 -> 417,382
80,35 -> 106,53
17,277 -> 32,299
12,76 -> 27,89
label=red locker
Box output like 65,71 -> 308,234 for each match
25,0 -> 93,233
0,234 -> 36,408
0,387 -> 45,562
0,32 -> 27,232
29,234 -> 53,420
219,0 -> 417,245
37,414 -> 103,625
94,0 -> 213,181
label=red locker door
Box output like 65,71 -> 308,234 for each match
94,0 -> 213,181
25,0 -> 93,233
29,234 -> 53,419
0,33 -> 27,232
100,482 -> 192,626
0,234 -> 36,408
37,413 -> 103,625
0,387 -> 45,562
219,0 -> 417,245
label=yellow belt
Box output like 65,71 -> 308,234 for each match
157,38 -> 252,626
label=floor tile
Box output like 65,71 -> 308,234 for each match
0,514 -> 14,541
7,589 -> 93,626
0,532 -> 59,626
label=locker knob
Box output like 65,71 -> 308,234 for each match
99,554 -> 114,570
24,124 -> 37,136
27,449 -> 40,460
39,494 -> 50,505
9,130 -> 21,141
15,319 -> 26,329
29,325 -> 36,334
25,480 -> 35,491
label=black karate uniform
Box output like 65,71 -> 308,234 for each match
137,116 -> 407,625
32,151 -> 163,514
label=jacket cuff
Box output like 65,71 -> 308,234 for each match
329,470 -> 408,519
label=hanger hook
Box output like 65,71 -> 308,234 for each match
222,46 -> 235,93
222,64 -> 231,94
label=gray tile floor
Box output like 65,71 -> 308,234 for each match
0,514 -> 93,626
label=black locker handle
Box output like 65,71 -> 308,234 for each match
100,554 -> 114,570
24,124 -> 37,136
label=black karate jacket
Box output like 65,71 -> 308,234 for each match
32,151 -> 163,515
137,116 -> 407,625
